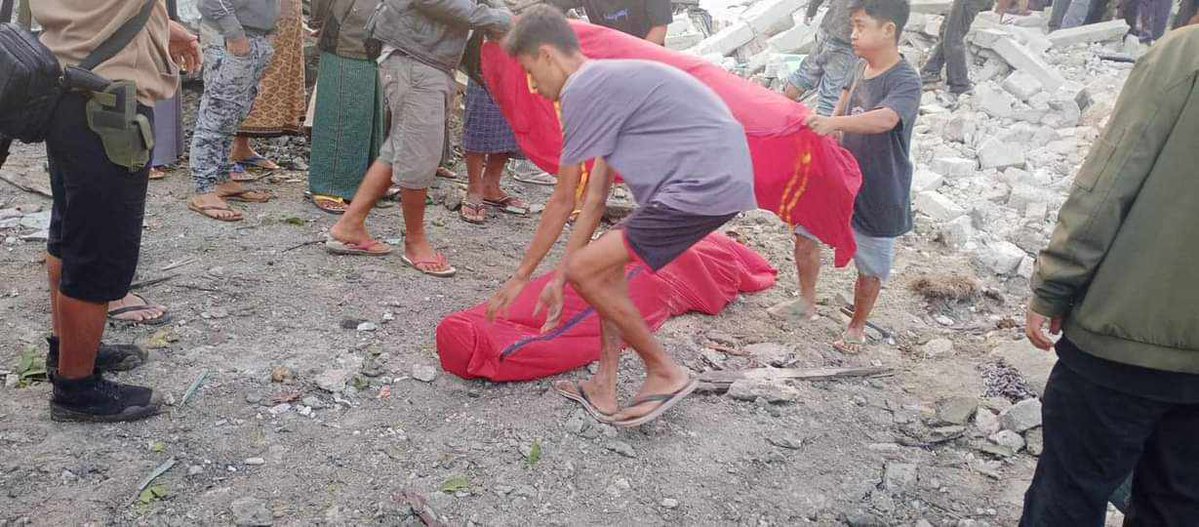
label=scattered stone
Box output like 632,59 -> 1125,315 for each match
661,498 -> 680,509
302,396 -> 326,409
921,338 -> 955,358
989,37 -> 1066,90
1002,70 -> 1043,101
269,403 -> 292,415
883,462 -> 918,492
1025,428 -> 1045,456
930,157 -> 977,179
1017,256 -> 1036,280
412,364 -> 438,383
935,396 -> 978,426
989,430 -> 1026,452
270,366 -> 292,383
928,425 -> 968,443
940,216 -> 975,250
188,465 -> 204,476
974,407 -> 1002,436
990,340 -> 1057,395
4,373 -> 18,389
915,191 -> 967,222
977,241 -> 1027,275
741,0 -> 804,35
942,113 -> 978,143
1001,398 -> 1043,433
230,497 -> 273,526
356,322 -> 378,332
975,84 -> 1016,118
564,409 -> 590,435
444,191 -> 463,212
244,457 -> 266,466
978,137 -> 1027,170
744,342 -> 791,366
1048,19 -> 1130,48
18,211 -> 50,230
976,441 -> 1017,458
605,441 -> 637,458
767,435 -> 805,450
912,169 -> 945,193
935,315 -> 955,326
315,369 -> 350,393
727,379 -> 800,403
512,485 -> 537,499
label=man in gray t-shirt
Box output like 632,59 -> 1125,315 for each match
487,5 -> 756,429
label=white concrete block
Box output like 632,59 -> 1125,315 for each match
913,169 -> 945,193
1017,256 -> 1036,279
943,113 -> 977,143
991,37 -> 1066,91
978,240 -> 1027,275
931,157 -> 978,178
1007,26 -> 1053,56
911,0 -> 953,14
915,191 -> 967,222
970,28 -> 1011,48
666,32 -> 705,50
1048,20 -> 1130,48
692,21 -> 755,57
978,137 -> 1027,170
940,216 -> 974,249
742,0 -> 805,36
1002,70 -> 1044,101
1007,184 -> 1047,212
768,23 -> 817,53
975,84 -> 1016,119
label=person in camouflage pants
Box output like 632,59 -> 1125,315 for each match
188,33 -> 275,221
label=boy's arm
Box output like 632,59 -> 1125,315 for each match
486,162 -> 582,319
808,70 -> 920,136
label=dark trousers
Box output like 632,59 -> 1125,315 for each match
1050,0 -> 1073,29
1124,0 -> 1174,40
922,0 -> 992,93
1020,361 -> 1199,526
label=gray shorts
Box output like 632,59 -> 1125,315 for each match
795,224 -> 897,281
377,53 -> 452,190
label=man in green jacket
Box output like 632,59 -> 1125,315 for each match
1019,27 -> 1199,526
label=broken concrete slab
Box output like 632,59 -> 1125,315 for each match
990,340 -> 1056,396
970,28 -> 1011,49
768,23 -> 816,53
742,0 -> 805,36
930,157 -> 977,179
1048,19 -> 1130,48
977,137 -> 1027,170
990,37 -> 1066,91
910,0 -> 953,14
940,216 -> 974,249
666,32 -> 705,50
975,84 -> 1016,119
912,169 -> 945,193
976,240 -> 1026,275
915,191 -> 967,222
1000,398 -> 1043,433
942,113 -> 977,143
1002,70 -> 1044,101
692,21 -> 755,57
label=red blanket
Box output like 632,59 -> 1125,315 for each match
436,234 -> 777,382
481,21 -> 863,266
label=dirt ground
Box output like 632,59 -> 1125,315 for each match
0,94 -> 1121,527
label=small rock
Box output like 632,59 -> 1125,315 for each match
605,441 -> 637,458
315,369 -> 350,393
1025,428 -> 1045,456
18,210 -> 50,230
727,379 -> 799,403
356,322 -> 378,332
846,510 -> 886,527
915,520 -> 935,527
705,332 -> 739,347
883,462 -> 918,492
444,191 -> 464,211
412,364 -> 438,383
245,393 -> 262,404
244,457 -> 266,466
935,315 -> 955,326
270,366 -> 292,383
301,396 -> 326,409
19,230 -> 48,242
564,408 -> 590,435
921,338 -> 955,358
230,497 -> 273,526
4,373 -> 18,389
269,403 -> 292,415
512,485 -> 537,499
188,465 -> 204,476
989,430 -> 1026,452
976,442 -> 1016,458
934,396 -> 978,426
1000,398 -> 1043,433
974,407 -> 1002,436
661,498 -> 680,509
744,342 -> 791,366
767,435 -> 804,450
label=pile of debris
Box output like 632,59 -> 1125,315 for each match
681,1 -> 1136,281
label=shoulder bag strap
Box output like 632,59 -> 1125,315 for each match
836,60 -> 868,118
78,0 -> 158,71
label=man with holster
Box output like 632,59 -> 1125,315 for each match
28,0 -> 200,422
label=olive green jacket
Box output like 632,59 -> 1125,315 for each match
1031,27 -> 1199,373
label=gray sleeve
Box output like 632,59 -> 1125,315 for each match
560,78 -> 627,166
199,0 -> 246,40
411,0 -> 512,33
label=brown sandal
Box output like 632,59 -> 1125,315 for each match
311,194 -> 348,214
219,188 -> 273,203
188,201 -> 243,222
460,201 -> 486,224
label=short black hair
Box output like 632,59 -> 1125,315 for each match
849,0 -> 911,42
504,5 -> 581,57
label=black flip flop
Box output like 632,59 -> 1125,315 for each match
107,297 -> 172,327
553,380 -> 616,422
609,377 -> 700,428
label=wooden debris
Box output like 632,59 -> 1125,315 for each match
697,366 -> 893,394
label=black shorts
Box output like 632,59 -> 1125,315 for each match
618,202 -> 738,271
46,93 -> 151,303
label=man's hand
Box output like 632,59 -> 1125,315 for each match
487,275 -> 530,321
227,37 -> 252,57
534,276 -> 566,334
1025,308 -> 1063,351
168,21 -> 202,72
805,114 -> 840,136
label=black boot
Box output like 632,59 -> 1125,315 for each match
45,336 -> 147,375
50,373 -> 162,422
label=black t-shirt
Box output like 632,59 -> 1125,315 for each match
1056,336 -> 1199,404
839,59 -> 921,238
554,0 -> 673,39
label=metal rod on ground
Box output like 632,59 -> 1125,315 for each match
132,457 -> 176,504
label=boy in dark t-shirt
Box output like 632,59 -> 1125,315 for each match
487,6 -> 757,428
792,0 -> 920,354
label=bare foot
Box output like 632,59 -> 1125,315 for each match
404,239 -> 453,274
107,293 -> 167,323
578,377 -> 619,416
329,218 -> 372,246
611,366 -> 692,423
189,193 -> 242,221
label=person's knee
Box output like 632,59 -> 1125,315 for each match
794,235 -> 819,258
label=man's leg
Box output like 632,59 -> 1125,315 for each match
816,42 -> 857,116
944,0 -> 985,94
922,8 -> 951,80
482,153 -> 512,200
1124,403 -> 1199,524
1020,360 -> 1167,525
329,161 -> 393,243
392,61 -> 452,273
1049,0 -> 1075,29
793,232 -> 823,319
574,266 -> 630,416
784,37 -> 823,104
847,275 -> 881,342
1148,0 -> 1172,39
564,232 -> 692,422
840,231 -> 895,349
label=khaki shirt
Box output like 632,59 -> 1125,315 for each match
32,0 -> 179,106
312,0 -> 380,60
